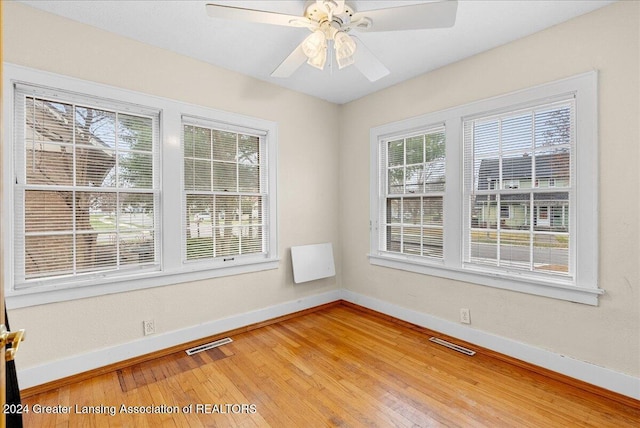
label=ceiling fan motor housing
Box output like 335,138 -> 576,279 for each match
305,0 -> 355,35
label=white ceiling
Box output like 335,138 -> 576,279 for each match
17,0 -> 615,104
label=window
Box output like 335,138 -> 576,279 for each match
464,99 -> 573,276
4,64 -> 278,307
504,180 -> 520,189
500,204 -> 512,220
13,83 -> 160,289
370,72 -> 601,304
182,119 -> 270,263
381,127 -> 445,259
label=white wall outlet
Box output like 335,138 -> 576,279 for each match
143,320 -> 155,336
460,308 -> 471,324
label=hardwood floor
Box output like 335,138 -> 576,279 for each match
21,303 -> 640,427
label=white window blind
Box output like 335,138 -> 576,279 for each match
182,118 -> 269,262
14,84 -> 160,288
463,98 -> 575,279
380,127 -> 445,259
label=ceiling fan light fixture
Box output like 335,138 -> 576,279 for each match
334,31 -> 356,69
334,31 -> 356,56
301,30 -> 327,59
307,46 -> 328,70
336,53 -> 354,69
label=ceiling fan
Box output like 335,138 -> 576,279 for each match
206,0 -> 458,82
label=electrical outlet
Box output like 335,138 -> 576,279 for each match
460,308 -> 471,324
143,320 -> 155,336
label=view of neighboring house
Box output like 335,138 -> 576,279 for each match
472,152 -> 570,231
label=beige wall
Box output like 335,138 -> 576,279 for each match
3,0 -> 639,380
3,2 -> 341,369
340,0 -> 639,376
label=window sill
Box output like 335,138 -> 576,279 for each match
5,258 -> 280,309
368,253 -> 603,305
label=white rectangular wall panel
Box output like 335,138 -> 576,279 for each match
291,243 -> 336,284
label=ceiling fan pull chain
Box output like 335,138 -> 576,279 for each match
329,40 -> 334,76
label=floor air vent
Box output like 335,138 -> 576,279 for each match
429,337 -> 476,356
186,337 -> 233,356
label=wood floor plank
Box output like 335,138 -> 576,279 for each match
22,303 -> 640,427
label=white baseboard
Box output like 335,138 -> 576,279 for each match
340,290 -> 640,401
18,288 -> 639,402
17,290 -> 342,390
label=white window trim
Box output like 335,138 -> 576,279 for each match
370,72 -> 602,305
3,64 -> 279,309
381,126 -> 446,260
12,82 -> 163,288
180,115 -> 271,267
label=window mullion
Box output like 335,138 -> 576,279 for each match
72,104 -> 78,276
235,133 -> 242,255
529,193 -> 534,271
529,112 -> 536,272
212,193 -> 217,258
420,135 -> 425,257
115,192 -> 121,268
442,121 -> 460,267
497,118 -> 503,269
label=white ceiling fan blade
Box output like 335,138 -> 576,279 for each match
352,36 -> 390,82
352,0 -> 458,32
206,3 -> 313,28
271,43 -> 308,78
